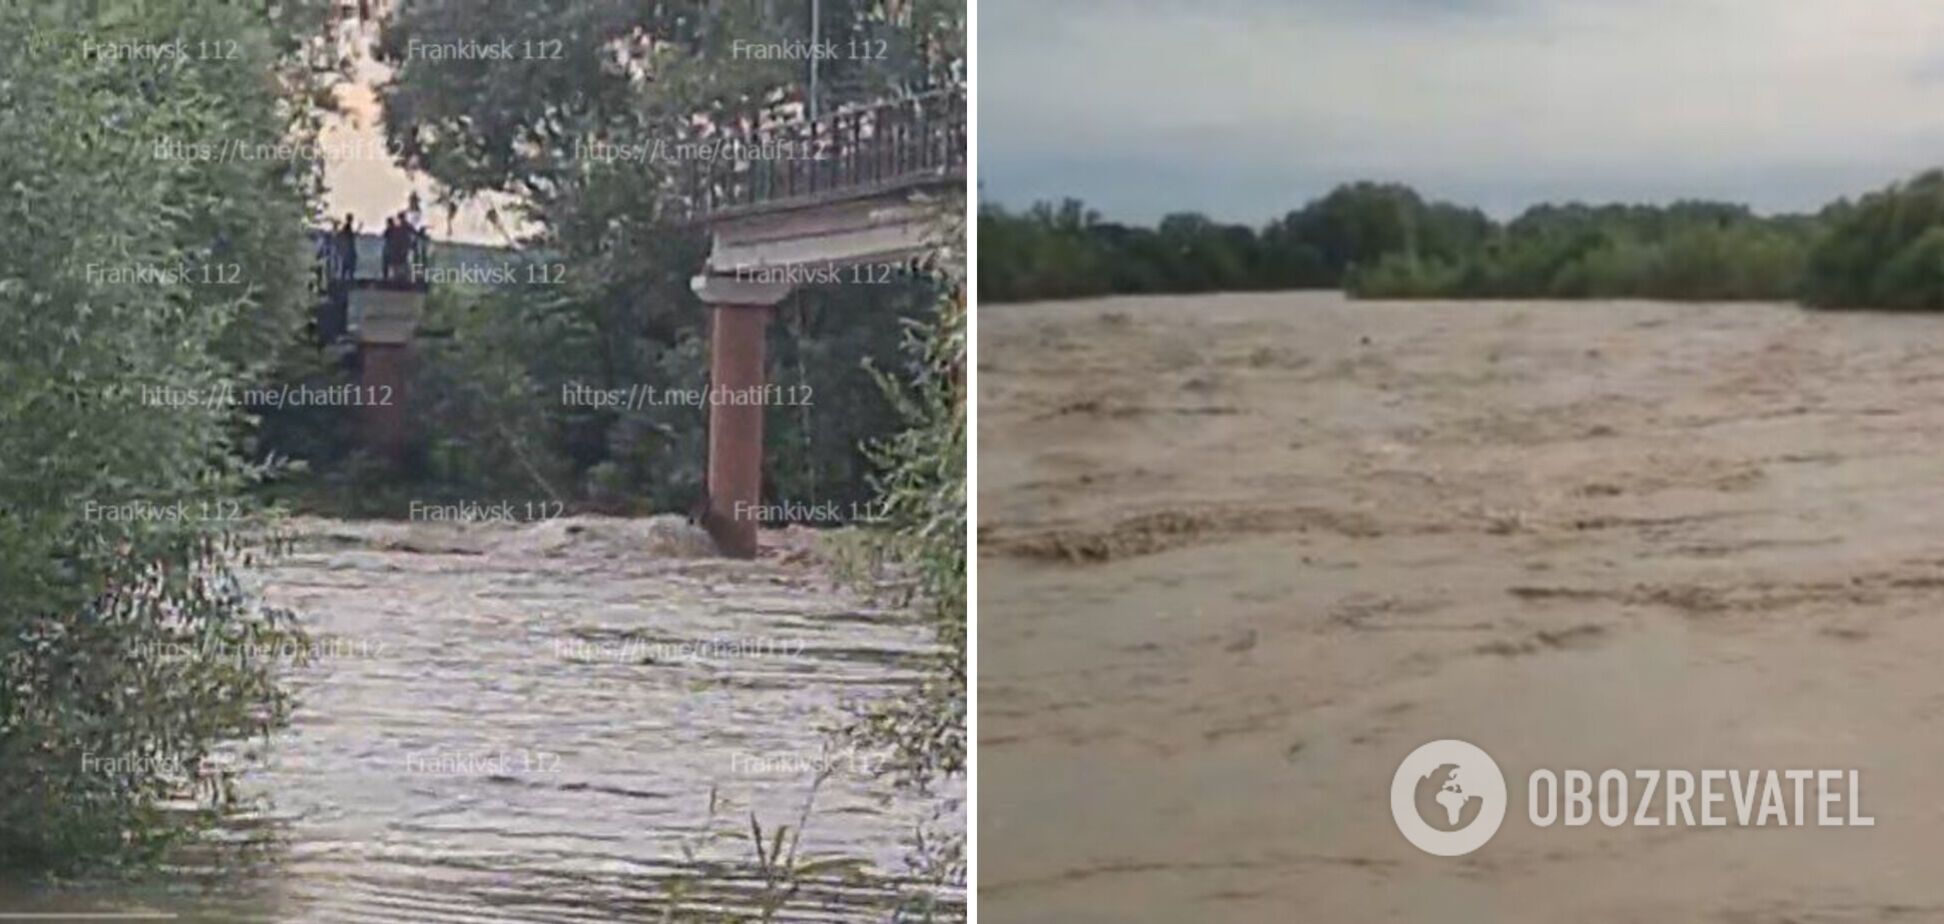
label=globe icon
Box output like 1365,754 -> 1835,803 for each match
1392,740 -> 1507,856
1412,761 -> 1484,832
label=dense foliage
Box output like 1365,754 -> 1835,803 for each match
1802,170 -> 1944,310
0,0 -> 327,870
982,170 -> 1944,309
845,211 -> 966,785
1352,202 -> 1820,301
980,184 -> 1490,301
840,209 -> 967,910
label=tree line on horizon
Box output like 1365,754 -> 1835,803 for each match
980,170 -> 1944,309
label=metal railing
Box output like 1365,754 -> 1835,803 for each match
685,87 -> 966,219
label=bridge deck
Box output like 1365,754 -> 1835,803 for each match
685,87 -> 966,221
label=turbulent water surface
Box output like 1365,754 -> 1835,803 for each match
3,517 -> 959,923
981,292 -> 1944,922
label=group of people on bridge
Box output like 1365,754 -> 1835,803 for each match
317,192 -> 430,286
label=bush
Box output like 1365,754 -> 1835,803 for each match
0,0 -> 323,871
1804,171 -> 1944,310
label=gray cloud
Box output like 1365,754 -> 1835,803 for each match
980,0 -> 1944,221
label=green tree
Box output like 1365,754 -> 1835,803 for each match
978,182 -> 1489,303
0,0 -> 328,870
1804,171 -> 1944,309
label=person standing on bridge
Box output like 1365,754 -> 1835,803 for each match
400,207 -> 426,281
311,228 -> 332,291
380,216 -> 400,281
335,214 -> 358,280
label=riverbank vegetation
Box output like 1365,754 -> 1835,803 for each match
843,208 -> 968,917
0,0 -> 330,870
981,169 -> 1944,310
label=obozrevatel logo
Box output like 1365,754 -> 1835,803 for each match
1391,739 -> 1507,856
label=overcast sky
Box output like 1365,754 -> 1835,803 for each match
980,0 -> 1944,223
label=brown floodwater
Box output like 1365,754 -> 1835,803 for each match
981,292 -> 1944,922
2,516 -> 961,922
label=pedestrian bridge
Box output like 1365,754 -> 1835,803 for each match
683,87 -> 966,557
310,232 -> 434,463
685,88 -> 967,276
301,89 -> 966,557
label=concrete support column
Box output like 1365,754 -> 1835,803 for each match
358,342 -> 413,466
347,283 -> 428,468
707,302 -> 771,557
691,275 -> 794,558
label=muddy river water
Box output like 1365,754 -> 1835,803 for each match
2,517 -> 959,922
981,292 -> 1944,922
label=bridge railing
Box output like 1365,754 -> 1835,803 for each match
684,87 -> 966,219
